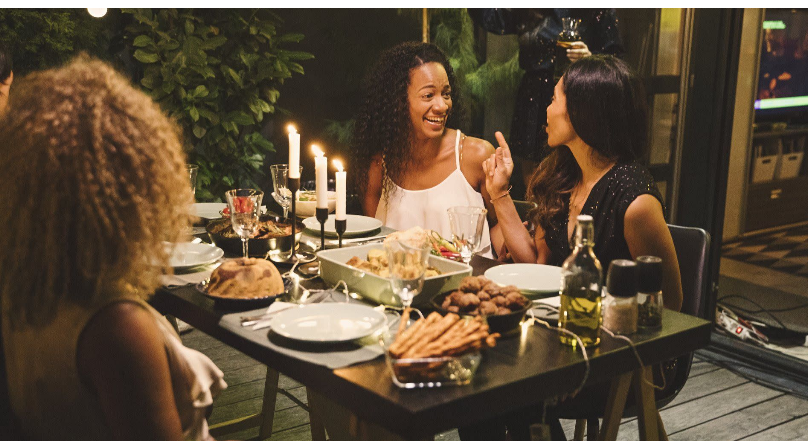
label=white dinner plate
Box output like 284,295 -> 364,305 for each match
302,214 -> 383,238
270,303 -> 387,342
166,242 -> 224,269
191,203 -> 267,220
484,263 -> 562,295
192,203 -> 227,220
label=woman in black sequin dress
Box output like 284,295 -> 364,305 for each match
486,55 -> 682,311
462,54 -> 683,441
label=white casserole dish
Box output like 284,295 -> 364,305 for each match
317,243 -> 472,307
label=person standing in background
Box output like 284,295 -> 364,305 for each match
0,43 -> 13,114
469,9 -> 624,199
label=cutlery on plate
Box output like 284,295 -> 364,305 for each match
240,290 -> 331,327
330,235 -> 387,246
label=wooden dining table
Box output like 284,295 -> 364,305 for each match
152,254 -> 711,441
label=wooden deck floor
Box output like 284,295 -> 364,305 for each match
182,329 -> 808,441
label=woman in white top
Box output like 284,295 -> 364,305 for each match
353,42 -> 498,255
0,55 -> 226,441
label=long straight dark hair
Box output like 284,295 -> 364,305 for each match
526,55 -> 648,231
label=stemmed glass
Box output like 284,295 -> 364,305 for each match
270,164 -> 301,219
385,237 -> 431,310
186,164 -> 199,200
447,206 -> 487,264
225,189 -> 264,258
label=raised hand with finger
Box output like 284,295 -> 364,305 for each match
485,131 -> 514,203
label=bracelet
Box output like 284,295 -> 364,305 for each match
490,186 -> 512,203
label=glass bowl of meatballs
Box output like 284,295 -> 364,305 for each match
431,275 -> 532,334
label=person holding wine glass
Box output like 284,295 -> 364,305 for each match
354,41 -> 495,258
0,55 -> 231,441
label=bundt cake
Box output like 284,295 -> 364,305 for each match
207,257 -> 285,299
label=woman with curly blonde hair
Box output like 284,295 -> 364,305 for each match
0,55 -> 226,441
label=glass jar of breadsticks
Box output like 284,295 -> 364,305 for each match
382,309 -> 500,388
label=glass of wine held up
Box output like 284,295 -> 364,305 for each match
225,189 -> 264,258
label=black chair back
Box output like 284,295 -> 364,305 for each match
669,224 -> 711,318
652,224 -> 710,408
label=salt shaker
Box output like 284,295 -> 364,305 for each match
636,256 -> 664,330
602,259 -> 638,335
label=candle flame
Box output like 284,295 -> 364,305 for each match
333,159 -> 344,172
311,144 -> 324,157
287,124 -> 297,134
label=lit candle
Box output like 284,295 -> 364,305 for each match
287,124 -> 300,179
312,145 -> 328,209
334,159 -> 346,220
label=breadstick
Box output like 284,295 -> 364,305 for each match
415,326 -> 485,358
396,307 -> 411,337
388,319 -> 425,357
402,314 -> 460,358
394,313 -> 442,357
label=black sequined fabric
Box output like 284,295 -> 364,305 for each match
542,162 -> 665,268
469,8 -> 625,161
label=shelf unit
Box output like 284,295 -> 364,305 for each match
745,128 -> 808,231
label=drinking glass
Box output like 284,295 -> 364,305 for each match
225,189 -> 264,258
447,206 -> 487,264
186,164 -> 199,200
386,237 -> 431,309
270,164 -> 301,219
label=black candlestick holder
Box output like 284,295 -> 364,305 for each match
316,207 -> 328,250
335,218 -> 347,248
271,176 -> 301,264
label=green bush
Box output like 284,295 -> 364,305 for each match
122,8 -> 312,201
0,9 -> 109,75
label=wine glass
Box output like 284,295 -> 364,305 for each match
447,206 -> 487,264
186,164 -> 199,200
225,189 -> 264,258
270,164 -> 301,219
385,237 -> 431,310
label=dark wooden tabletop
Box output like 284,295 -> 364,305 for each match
152,255 -> 711,439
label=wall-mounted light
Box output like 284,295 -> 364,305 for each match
87,8 -> 107,18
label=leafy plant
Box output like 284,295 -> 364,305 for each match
122,8 -> 312,201
0,9 -> 110,75
324,8 -> 522,149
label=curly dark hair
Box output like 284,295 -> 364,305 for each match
352,41 -> 465,200
527,55 -> 648,231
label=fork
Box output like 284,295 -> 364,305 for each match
239,290 -> 330,327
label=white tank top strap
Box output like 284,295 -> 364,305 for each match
454,129 -> 462,170
374,128 -> 492,258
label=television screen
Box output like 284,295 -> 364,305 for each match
755,9 -> 808,114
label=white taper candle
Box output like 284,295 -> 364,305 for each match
288,124 -> 300,179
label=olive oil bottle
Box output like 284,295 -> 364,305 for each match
558,215 -> 603,347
